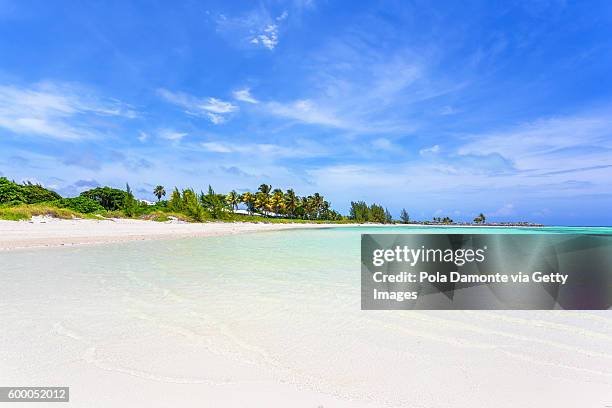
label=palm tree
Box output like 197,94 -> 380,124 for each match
270,190 -> 285,216
258,183 -> 272,196
255,184 -> 272,216
153,185 -> 166,201
241,192 -> 256,215
311,193 -> 324,219
284,189 -> 299,218
255,192 -> 271,216
302,196 -> 315,219
320,200 -> 331,219
225,190 -> 240,211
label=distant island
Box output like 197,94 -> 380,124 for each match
0,176 -> 541,226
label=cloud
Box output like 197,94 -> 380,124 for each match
73,179 -> 100,188
491,203 -> 516,217
232,88 -> 259,104
125,158 -> 154,171
138,131 -> 149,142
253,40 -> 450,134
458,112 -> 612,174
265,99 -> 348,128
207,113 -> 225,124
159,128 -> 187,141
63,153 -> 102,170
419,145 -> 440,156
0,81 -> 136,140
219,166 -> 256,178
201,141 -> 232,153
157,88 -> 237,124
215,8 -> 289,51
371,138 -> 395,151
250,24 -> 279,50
200,139 -> 327,158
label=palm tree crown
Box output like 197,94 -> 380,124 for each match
153,185 -> 166,201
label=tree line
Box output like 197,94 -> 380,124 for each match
0,176 -> 492,224
160,183 -> 343,221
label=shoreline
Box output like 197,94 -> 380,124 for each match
0,217 -> 548,252
0,217 -> 361,251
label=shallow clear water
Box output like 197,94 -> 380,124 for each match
1,226 -> 611,407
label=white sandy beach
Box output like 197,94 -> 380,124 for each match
0,217 -> 543,252
0,217 -> 359,251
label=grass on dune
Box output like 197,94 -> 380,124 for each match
0,203 -> 351,224
0,203 -> 98,221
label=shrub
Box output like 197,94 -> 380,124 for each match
0,177 -> 60,204
21,183 -> 61,203
80,187 -> 127,210
53,196 -> 105,214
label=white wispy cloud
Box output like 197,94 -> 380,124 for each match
232,88 -> 259,104
200,138 -> 327,158
419,145 -> 440,156
201,141 -> 233,153
0,81 -> 136,140
458,113 -> 612,173
371,138 -> 395,151
265,99 -> 348,128
215,8 -> 289,51
157,88 -> 238,124
159,129 -> 188,141
250,24 -> 279,50
252,38 -> 450,134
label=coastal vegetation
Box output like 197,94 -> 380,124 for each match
349,201 -> 393,223
0,176 -> 525,225
473,213 -> 486,224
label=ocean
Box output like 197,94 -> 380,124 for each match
1,226 -> 611,407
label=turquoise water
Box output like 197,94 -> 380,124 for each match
1,225 -> 611,407
323,225 -> 612,234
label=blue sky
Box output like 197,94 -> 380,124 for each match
1,0 -> 612,225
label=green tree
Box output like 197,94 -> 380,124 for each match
311,193 -> 324,219
81,187 -> 127,210
258,183 -> 272,196
400,208 -> 410,224
225,190 -> 240,211
181,188 -> 205,221
167,187 -> 182,211
385,208 -> 393,223
284,189 -> 299,218
369,204 -> 386,223
255,184 -> 272,216
53,196 -> 104,213
123,183 -> 137,217
270,190 -> 285,216
302,196 -> 316,219
21,182 -> 61,203
349,201 -> 369,222
0,177 -> 61,204
241,192 -> 256,215
200,185 -> 228,219
255,192 -> 271,215
473,213 -> 486,224
153,185 -> 166,201
0,177 -> 26,203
